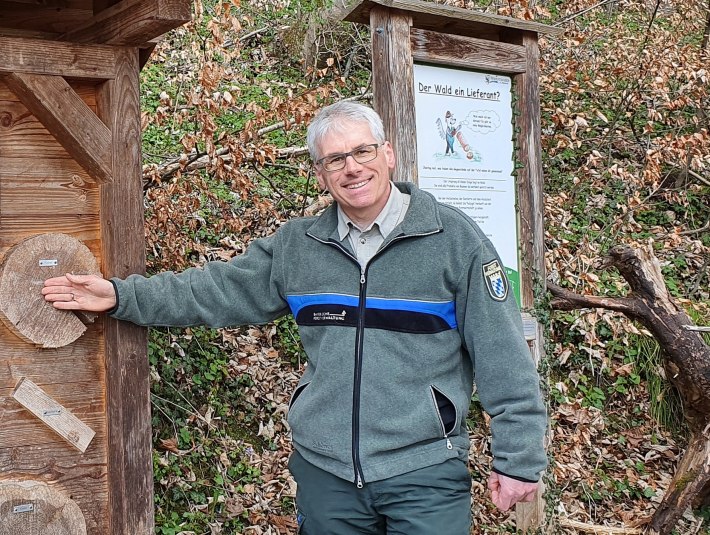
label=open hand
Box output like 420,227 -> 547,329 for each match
42,273 -> 116,312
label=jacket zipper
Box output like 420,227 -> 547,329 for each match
353,267 -> 368,488
308,228 -> 441,488
429,386 -> 455,451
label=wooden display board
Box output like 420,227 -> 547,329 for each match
344,0 -> 562,531
0,2 -> 191,534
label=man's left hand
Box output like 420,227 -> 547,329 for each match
487,471 -> 538,511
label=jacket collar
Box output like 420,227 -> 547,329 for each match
306,182 -> 443,243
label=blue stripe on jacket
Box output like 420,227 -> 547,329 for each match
286,293 -> 457,330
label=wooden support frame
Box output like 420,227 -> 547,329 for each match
4,72 -> 113,184
97,48 -> 153,535
60,0 -> 192,46
1,3 -> 191,533
344,1 -> 561,531
0,36 -> 117,79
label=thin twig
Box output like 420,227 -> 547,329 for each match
249,163 -> 296,208
554,0 -> 617,26
678,218 -> 710,236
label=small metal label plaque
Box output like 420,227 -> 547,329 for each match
13,503 -> 34,514
39,259 -> 58,267
43,408 -> 62,417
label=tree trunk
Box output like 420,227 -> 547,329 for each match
548,245 -> 710,534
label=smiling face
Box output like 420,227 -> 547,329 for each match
314,120 -> 396,228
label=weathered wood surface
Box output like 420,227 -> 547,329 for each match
12,377 -> 96,453
0,480 -> 87,535
0,233 -> 100,348
0,2 -> 92,35
513,32 -> 546,312
0,99 -> 77,159
60,0 -> 192,45
0,446 -> 107,532
410,28 -> 527,74
0,218 -> 101,259
0,36 -> 116,79
0,80 -> 97,104
4,73 -> 112,183
548,245 -> 710,534
345,0 -> 563,39
0,323 -> 103,388
98,47 -> 154,535
0,384 -> 104,449
370,7 -> 418,183
0,159 -> 98,217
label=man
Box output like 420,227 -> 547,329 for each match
44,102 -> 546,534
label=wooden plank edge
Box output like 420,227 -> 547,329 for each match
12,377 -> 96,453
343,0 -> 564,36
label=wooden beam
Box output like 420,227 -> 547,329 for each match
60,0 -> 191,45
512,31 -> 547,533
345,0 -> 563,38
4,72 -> 112,184
513,32 -> 545,311
97,49 -> 153,535
370,6 -> 418,183
0,36 -> 116,79
0,1 -> 92,35
410,28 -> 527,74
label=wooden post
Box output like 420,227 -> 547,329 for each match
513,31 -> 546,312
97,48 -> 153,535
370,7 -> 418,183
512,32 -> 548,529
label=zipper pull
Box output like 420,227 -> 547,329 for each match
356,473 -> 364,489
360,269 -> 366,285
446,438 -> 453,450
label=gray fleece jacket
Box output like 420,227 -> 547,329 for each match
111,182 -> 547,485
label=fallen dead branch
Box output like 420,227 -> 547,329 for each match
548,245 -> 710,534
558,518 -> 643,534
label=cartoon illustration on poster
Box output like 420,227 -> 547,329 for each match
414,63 -> 521,304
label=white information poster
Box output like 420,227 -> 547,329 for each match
413,63 -> 521,304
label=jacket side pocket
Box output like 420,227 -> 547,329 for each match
430,385 -> 458,437
289,381 -> 311,412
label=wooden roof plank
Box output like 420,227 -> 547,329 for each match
60,0 -> 192,46
4,73 -> 112,184
0,1 -> 92,35
0,36 -> 116,79
344,0 -> 563,37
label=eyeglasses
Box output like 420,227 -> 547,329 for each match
316,143 -> 382,172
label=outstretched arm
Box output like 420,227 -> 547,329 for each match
43,273 -> 117,312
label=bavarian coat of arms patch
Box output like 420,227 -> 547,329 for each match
482,259 -> 508,301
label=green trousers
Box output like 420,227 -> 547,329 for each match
288,451 -> 472,535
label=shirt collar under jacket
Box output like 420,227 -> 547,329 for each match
336,181 -> 407,241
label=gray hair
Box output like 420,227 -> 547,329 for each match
306,101 -> 386,161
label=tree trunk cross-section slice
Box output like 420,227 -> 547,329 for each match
0,480 -> 87,535
0,233 -> 100,348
